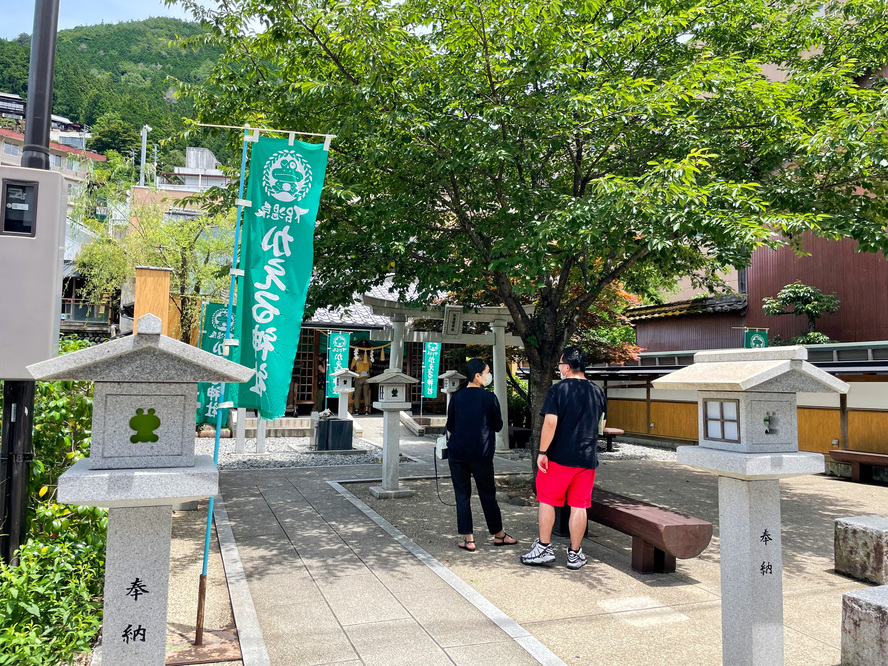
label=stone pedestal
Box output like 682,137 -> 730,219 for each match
835,515 -> 888,585
256,418 -> 267,454
718,477 -> 784,665
678,446 -> 824,666
842,586 -> 888,665
102,506 -> 173,666
335,387 -> 354,420
369,406 -> 414,499
235,407 -> 247,454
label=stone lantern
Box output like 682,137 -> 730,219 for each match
332,367 -> 358,420
27,314 -> 253,666
439,369 -> 465,413
368,369 -> 418,498
653,346 -> 847,666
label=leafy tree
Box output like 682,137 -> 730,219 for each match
763,281 -> 840,334
75,189 -> 235,341
0,18 -> 230,160
173,0 -> 888,452
88,112 -> 140,154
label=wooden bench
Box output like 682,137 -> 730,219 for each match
587,489 -> 713,574
600,427 -> 624,452
829,450 -> 888,483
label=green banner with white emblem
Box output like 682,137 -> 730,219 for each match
745,330 -> 769,348
326,331 -> 351,399
422,342 -> 442,398
196,302 -> 236,424
235,137 -> 330,419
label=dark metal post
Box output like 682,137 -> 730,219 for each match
21,0 -> 60,170
2,383 -> 36,565
0,0 -> 60,565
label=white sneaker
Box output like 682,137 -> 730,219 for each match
566,547 -> 587,570
520,538 -> 556,566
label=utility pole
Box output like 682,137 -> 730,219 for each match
139,124 -> 152,187
1,0 -> 60,566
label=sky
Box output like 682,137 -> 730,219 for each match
2,1 -> 194,40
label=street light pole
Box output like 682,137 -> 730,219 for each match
139,125 -> 152,187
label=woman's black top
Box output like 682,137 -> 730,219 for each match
445,386 -> 504,462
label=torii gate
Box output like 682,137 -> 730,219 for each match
364,295 -> 526,451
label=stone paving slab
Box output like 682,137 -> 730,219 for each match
347,453 -> 888,665
215,424 -> 552,665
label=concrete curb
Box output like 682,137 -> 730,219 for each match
330,481 -> 568,666
213,496 -> 271,666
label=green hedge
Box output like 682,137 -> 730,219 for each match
0,337 -> 106,665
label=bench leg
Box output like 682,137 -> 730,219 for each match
860,464 -> 873,483
631,537 -> 676,573
606,436 -> 614,453
849,463 -> 873,483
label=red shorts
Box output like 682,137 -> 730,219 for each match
536,459 -> 596,509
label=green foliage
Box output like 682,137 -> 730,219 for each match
0,541 -> 105,666
0,337 -> 105,665
0,18 -> 232,168
771,331 -> 835,346
175,0 -> 888,452
76,202 -> 235,341
762,280 -> 841,332
88,112 -> 141,154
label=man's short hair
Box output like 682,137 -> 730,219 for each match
561,346 -> 586,372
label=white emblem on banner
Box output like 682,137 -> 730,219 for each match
262,150 -> 313,203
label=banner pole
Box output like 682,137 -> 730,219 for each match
196,127 -> 251,646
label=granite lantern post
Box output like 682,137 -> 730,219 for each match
439,370 -> 465,414
368,369 -> 418,498
653,346 -> 848,666
27,314 -> 253,666
332,367 -> 358,420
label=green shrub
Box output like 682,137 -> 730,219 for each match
0,336 -> 106,664
0,540 -> 105,665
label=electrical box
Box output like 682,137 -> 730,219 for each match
0,165 -> 66,380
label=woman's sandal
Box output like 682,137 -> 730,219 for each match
493,533 -> 518,547
458,538 -> 476,552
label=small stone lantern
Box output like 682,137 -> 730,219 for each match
439,369 -> 465,412
653,346 -> 847,666
27,314 -> 253,666
368,369 -> 418,498
332,367 -> 358,420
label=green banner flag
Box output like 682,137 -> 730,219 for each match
422,342 -> 442,398
745,330 -> 769,348
235,137 -> 330,419
196,303 -> 236,424
326,332 -> 351,399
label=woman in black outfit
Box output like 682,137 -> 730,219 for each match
446,358 -> 518,552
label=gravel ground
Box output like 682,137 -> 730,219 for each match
497,440 -> 677,463
599,441 -> 678,461
194,436 -> 383,470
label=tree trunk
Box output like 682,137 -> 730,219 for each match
524,344 -> 562,483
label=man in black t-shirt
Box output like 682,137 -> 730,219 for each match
521,346 -> 607,570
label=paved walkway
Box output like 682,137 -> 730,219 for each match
216,419 -> 548,666
210,418 -> 881,665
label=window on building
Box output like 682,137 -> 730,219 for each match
49,154 -> 62,168
3,142 -> 20,156
66,157 -> 75,171
738,268 -> 748,294
704,400 -> 740,442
